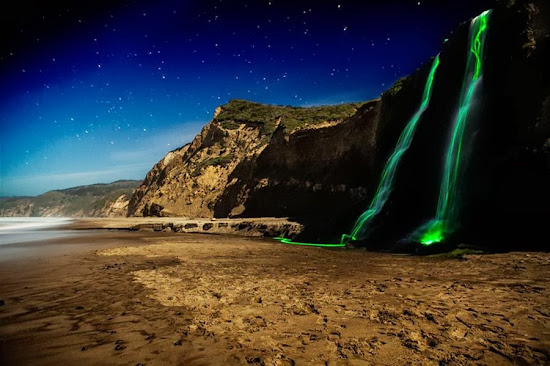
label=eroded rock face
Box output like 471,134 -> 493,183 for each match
99,194 -> 130,217
214,100 -> 383,242
128,119 -> 268,218
127,101 -> 364,219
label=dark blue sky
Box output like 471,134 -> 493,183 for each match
0,0 -> 494,196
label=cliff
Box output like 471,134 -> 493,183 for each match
130,0 -> 549,249
371,0 -> 550,249
0,180 -> 140,217
127,101 -> 364,218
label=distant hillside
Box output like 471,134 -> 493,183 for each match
0,180 -> 141,217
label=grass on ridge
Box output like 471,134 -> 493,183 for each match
215,99 -> 364,135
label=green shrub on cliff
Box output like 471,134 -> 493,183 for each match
386,76 -> 408,96
200,155 -> 235,168
193,154 -> 235,176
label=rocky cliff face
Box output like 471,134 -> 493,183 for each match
131,0 -> 549,249
467,0 -> 550,248
127,101 -> 364,218
0,180 -> 139,218
358,0 -> 550,249
127,107 -> 264,218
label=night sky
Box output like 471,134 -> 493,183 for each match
0,0 -> 494,196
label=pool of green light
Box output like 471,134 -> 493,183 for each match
419,220 -> 445,245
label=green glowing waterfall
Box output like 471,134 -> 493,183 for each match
340,54 -> 441,245
419,10 -> 491,245
276,9 -> 491,248
275,56 -> 440,248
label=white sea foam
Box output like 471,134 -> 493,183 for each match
0,217 -> 74,246
0,217 -> 72,231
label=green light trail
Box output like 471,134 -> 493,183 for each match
418,10 -> 491,245
274,237 -> 346,247
340,54 -> 440,245
276,55 -> 440,248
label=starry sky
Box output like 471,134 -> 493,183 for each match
0,0 -> 494,196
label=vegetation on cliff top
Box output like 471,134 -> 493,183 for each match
214,99 -> 364,135
385,76 -> 409,96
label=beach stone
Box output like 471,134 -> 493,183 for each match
238,222 -> 253,231
114,340 -> 125,351
427,337 -> 439,348
245,356 -> 261,364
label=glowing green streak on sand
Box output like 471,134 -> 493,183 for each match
276,55 -> 440,248
341,54 -> 440,245
274,237 -> 346,247
419,10 -> 491,245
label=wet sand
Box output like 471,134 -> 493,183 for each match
1,231 -> 549,365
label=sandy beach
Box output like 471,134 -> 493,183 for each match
1,229 -> 549,365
